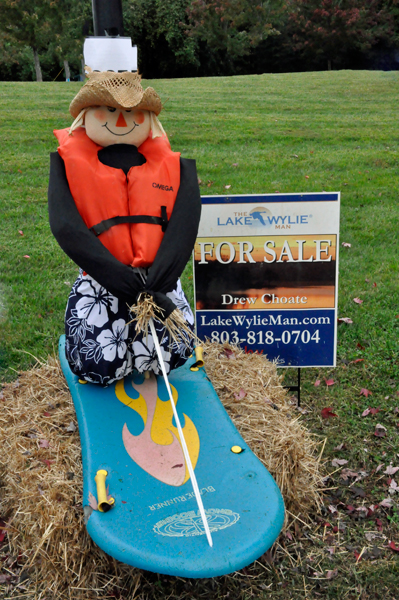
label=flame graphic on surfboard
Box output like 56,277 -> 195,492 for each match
115,374 -> 200,487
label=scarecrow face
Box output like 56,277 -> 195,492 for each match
85,106 -> 151,147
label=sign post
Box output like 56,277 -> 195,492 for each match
194,193 -> 340,368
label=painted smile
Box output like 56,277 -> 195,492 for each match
103,122 -> 139,136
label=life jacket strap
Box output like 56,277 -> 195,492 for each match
90,206 -> 169,236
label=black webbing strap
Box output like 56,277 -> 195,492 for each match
90,206 -> 168,236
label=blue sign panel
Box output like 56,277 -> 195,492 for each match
194,193 -> 340,368
196,309 -> 335,367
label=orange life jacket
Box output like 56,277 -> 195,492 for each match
54,127 -> 180,268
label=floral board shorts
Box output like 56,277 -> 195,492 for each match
65,270 -> 195,386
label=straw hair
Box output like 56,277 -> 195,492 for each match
0,345 -> 324,597
69,70 -> 163,119
128,293 -> 196,348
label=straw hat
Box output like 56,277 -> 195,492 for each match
69,70 -> 163,119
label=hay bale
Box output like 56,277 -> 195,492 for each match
0,345 -> 323,597
202,342 -> 323,519
0,358 -> 141,599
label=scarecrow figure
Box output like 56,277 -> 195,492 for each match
48,71 -> 201,386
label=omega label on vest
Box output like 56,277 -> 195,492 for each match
152,182 -> 174,191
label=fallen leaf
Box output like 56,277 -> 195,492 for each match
365,532 -> 380,542
357,342 -> 365,350
328,504 -> 338,514
362,408 -> 371,417
305,175 -> 309,179
326,568 -> 338,579
353,297 -> 363,304
375,424 -> 387,438
369,546 -> 383,559
88,492 -> 98,511
375,429 -> 386,438
18,230 -> 24,236
225,184 -> 231,189
380,498 -> 393,508
223,348 -> 236,360
353,358 -> 364,363
314,379 -> 321,387
39,439 -> 49,448
338,317 -> 353,324
232,163 -> 239,167
360,388 -> 372,397
331,458 -> 348,467
351,486 -> 366,498
342,242 -> 351,247
384,465 -> 399,475
389,541 -> 399,552
43,411 -> 51,417
373,282 -> 377,288
106,485 -> 113,503
334,443 -> 345,450
354,551 -> 363,561
321,406 -> 337,418
375,518 -> 383,531
340,469 -> 361,480
23,255 -> 30,259
234,388 -> 247,401
369,407 -> 379,415
325,378 -> 335,386
66,421 -> 77,432
39,459 -> 53,469
376,464 -> 384,473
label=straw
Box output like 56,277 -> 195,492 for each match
0,342 -> 324,597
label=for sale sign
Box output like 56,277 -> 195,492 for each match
194,193 -> 340,368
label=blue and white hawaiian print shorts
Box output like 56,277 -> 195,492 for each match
64,269 -> 195,386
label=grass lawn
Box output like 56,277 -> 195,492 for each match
1,70 -> 399,598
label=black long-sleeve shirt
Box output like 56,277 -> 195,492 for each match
48,143 -> 201,318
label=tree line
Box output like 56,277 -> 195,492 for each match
1,0 -> 398,81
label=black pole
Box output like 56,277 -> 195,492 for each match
92,0 -> 124,36
287,368 -> 301,407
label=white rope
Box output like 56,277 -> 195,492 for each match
149,318 -> 213,548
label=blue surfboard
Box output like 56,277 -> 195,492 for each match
59,335 -> 284,577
